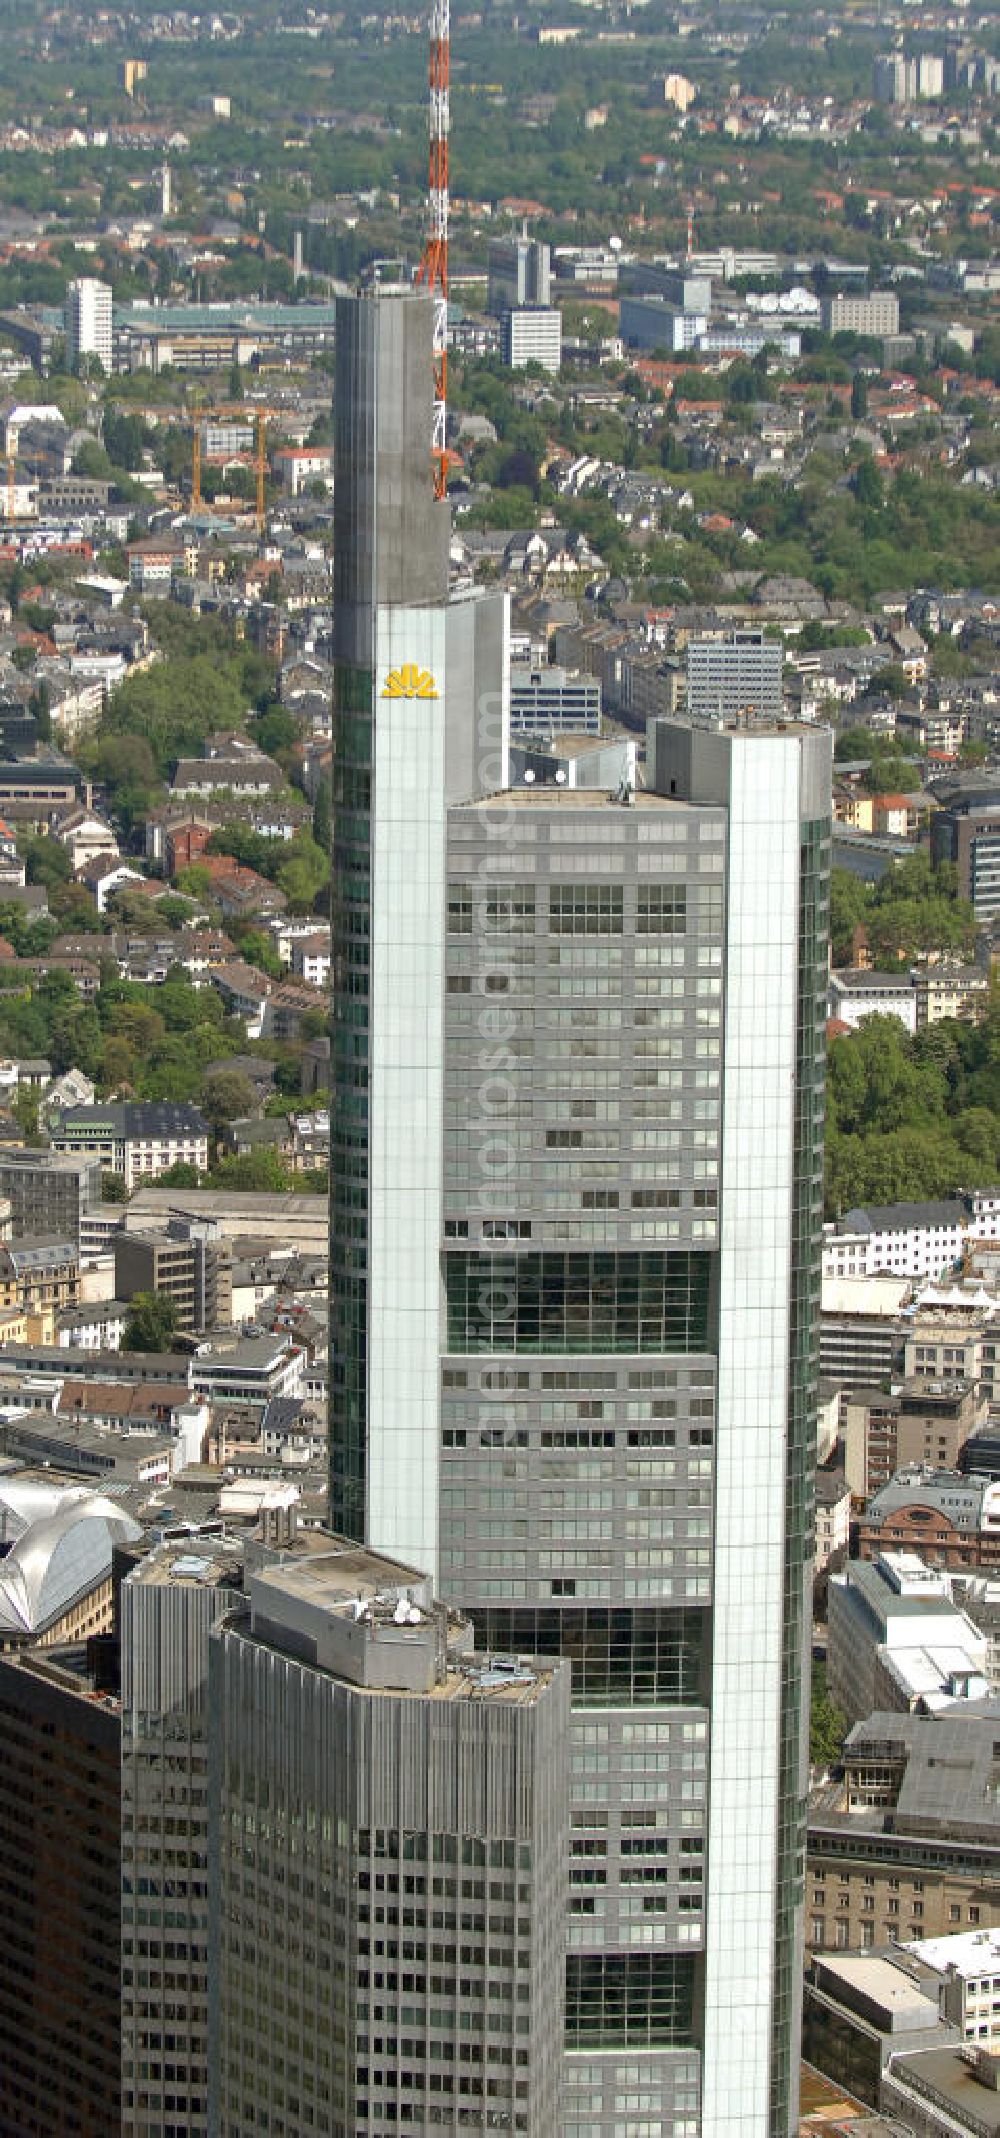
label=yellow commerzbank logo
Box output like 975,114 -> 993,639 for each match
382,663 -> 439,700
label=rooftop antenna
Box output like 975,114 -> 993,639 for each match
416,0 -> 450,501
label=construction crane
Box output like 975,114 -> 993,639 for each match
416,0 -> 450,500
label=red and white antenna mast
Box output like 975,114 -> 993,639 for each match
417,0 -> 450,501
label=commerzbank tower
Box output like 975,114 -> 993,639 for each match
329,274 -> 832,2138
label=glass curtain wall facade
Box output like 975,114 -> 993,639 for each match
438,720 -> 830,2137
328,275 -> 831,2136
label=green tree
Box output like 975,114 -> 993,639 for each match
21,836 -> 71,892
850,372 -> 868,419
210,1148 -> 291,1192
810,1665 -> 846,1770
202,1067 -> 259,1134
123,1290 -> 179,1352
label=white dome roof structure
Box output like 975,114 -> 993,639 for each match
0,1482 -> 142,1639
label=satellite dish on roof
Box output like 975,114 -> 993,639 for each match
609,234 -> 623,254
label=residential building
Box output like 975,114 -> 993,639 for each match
0,1236 -> 80,1322
0,1148 -> 103,1246
47,1101 -> 209,1191
931,789 -> 1000,924
114,1218 -> 233,1332
807,1709 -> 1000,1955
488,233 -> 552,316
828,969 -> 918,1034
0,1644 -> 122,2133
208,1545 -> 570,2136
815,1470 -> 851,1575
685,629 -> 784,725
65,277 -> 113,375
915,965 -> 989,1027
820,294 -> 901,338
858,1467 -> 1000,1573
827,1552 -> 989,1723
329,276 -> 831,2138
509,659 -> 602,735
51,805 -> 119,871
503,305 -> 563,374
822,1195 -> 1000,1283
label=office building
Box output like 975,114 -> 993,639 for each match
858,1467 -> 1000,1573
619,295 -> 707,354
330,277 -> 831,2136
0,1645 -> 122,2135
503,305 -> 562,374
685,628 -> 784,725
803,1947 -> 955,2106
114,1217 -> 232,1332
619,263 -> 712,355
807,1709 -> 1000,1954
488,232 -> 552,315
827,1552 -> 989,1723
820,292 -> 901,338
208,1544 -> 569,2136
0,1147 -> 102,1246
119,1533 -> 247,2136
510,659 -> 602,736
65,277 -> 114,375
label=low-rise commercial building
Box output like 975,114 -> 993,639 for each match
859,1467 -> 1000,1574
828,1552 -> 990,1722
808,1709 -> 1000,1955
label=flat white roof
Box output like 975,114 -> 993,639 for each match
905,1929 -> 1000,1981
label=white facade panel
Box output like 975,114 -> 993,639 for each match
702,736 -> 801,2136
366,603 -> 447,1582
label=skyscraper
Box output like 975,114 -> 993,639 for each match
208,1544 -> 569,2135
329,278 -> 832,2136
65,277 -> 114,375
329,279 -> 509,1574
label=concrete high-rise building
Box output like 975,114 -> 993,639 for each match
503,305 -> 562,375
329,276 -> 832,2135
114,1216 -> 232,1331
208,1544 -> 570,2136
488,232 -> 552,316
65,277 -> 114,375
685,628 -> 784,725
0,1146 -> 102,1247
0,1645 -> 122,2134
820,292 -> 900,338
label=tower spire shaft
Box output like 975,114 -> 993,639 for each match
417,0 -> 450,500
